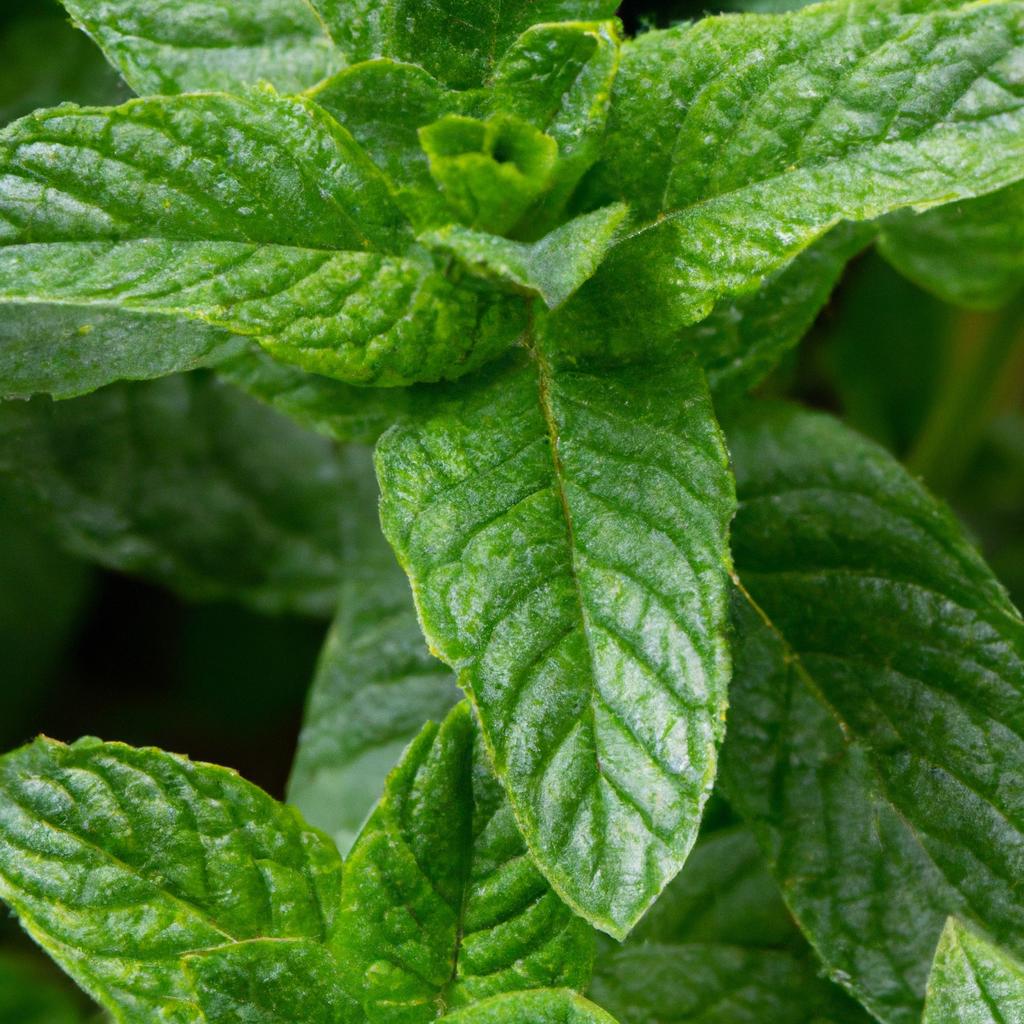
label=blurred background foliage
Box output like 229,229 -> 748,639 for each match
0,0 -> 1021,1018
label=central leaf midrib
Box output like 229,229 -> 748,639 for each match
530,342 -> 603,782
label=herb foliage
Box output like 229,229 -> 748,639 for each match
0,0 -> 1023,1021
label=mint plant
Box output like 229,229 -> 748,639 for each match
0,0 -> 1023,1022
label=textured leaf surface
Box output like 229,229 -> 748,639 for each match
311,60 -> 463,230
721,403 -> 1024,1024
0,373 -> 345,615
695,224 -> 873,400
335,703 -> 594,1023
552,0 -> 1024,357
309,1 -> 619,90
289,446 -> 459,855
0,237 -> 524,390
443,989 -> 618,1024
186,940 -> 361,1024
488,21 -> 620,228
923,920 -> 1024,1024
216,349 -> 434,445
0,737 -> 343,1023
59,0 -> 340,95
423,205 -> 628,309
630,823 -> 797,949
0,92 -> 522,391
376,352 -> 735,939
590,944 -> 869,1024
878,182 -> 1024,310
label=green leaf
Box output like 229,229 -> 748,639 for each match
0,373 -> 345,616
590,944 -> 869,1024
186,940 -> 361,1024
0,92 -> 523,392
0,737 -> 343,1023
0,952 -> 89,1024
697,223 -> 874,400
442,989 -> 620,1024
288,445 -> 460,855
551,0 -> 1024,358
720,403 -> 1024,1024
923,919 -> 1024,1024
375,351 -> 735,939
58,0 -> 341,96
422,204 -> 628,309
420,113 -> 559,236
630,823 -> 798,949
308,1 -> 619,90
311,21 -> 620,236
878,182 -> 1024,311
310,60 -> 464,230
334,702 -> 594,1023
216,348 -> 433,445
488,21 -> 620,228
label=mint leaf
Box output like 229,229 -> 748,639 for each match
216,349 -> 435,445
590,944 -> 869,1024
311,60 -> 463,230
0,737 -> 343,1023
0,92 -> 524,393
335,703 -> 594,1022
289,446 -> 459,855
422,205 -> 628,309
186,940 -> 361,1024
552,0 -> 1024,356
878,182 -> 1024,311
58,0 -> 340,95
630,823 -> 798,949
591,809 -> 872,1022
312,21 -> 620,237
309,1 -> 619,90
420,113 -> 560,236
697,224 -> 874,400
443,989 -> 619,1024
489,21 -> 620,228
721,403 -> 1024,1023
924,920 -> 1024,1024
376,352 -> 735,939
0,373 -> 345,615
